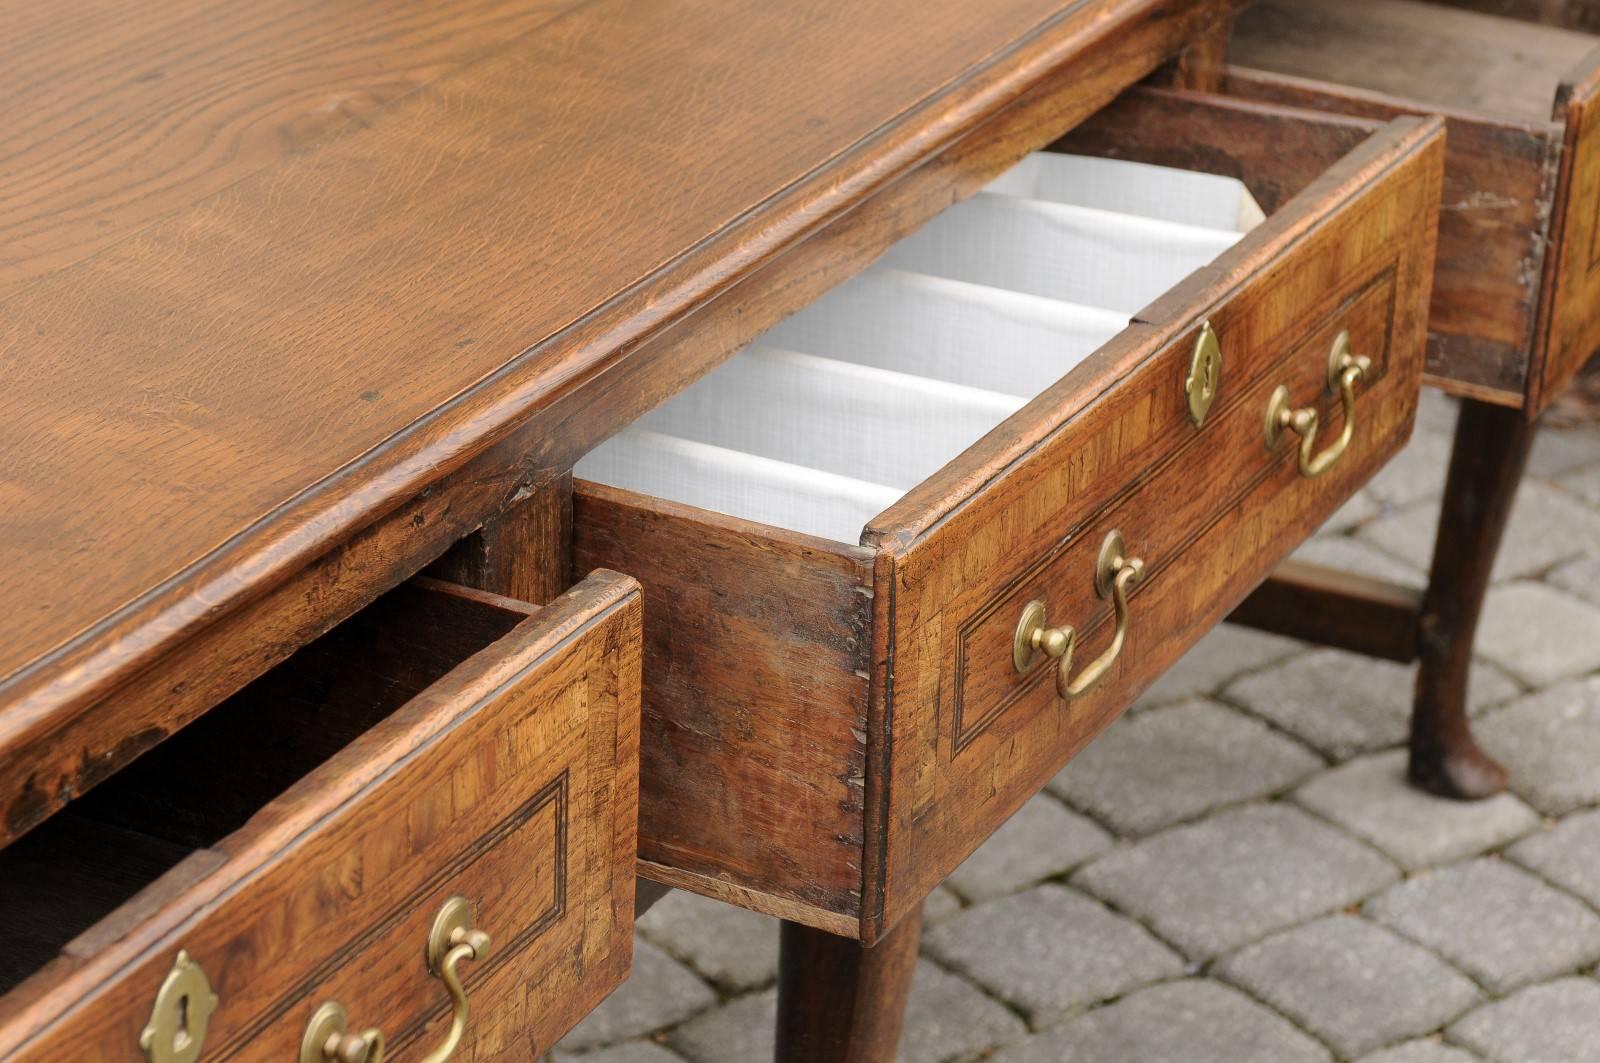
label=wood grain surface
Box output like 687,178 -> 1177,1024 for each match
1229,1 -> 1600,412
0,0 -> 1240,847
0,0 -> 583,299
573,108 -> 1443,941
1532,47 -> 1600,410
1441,0 -> 1600,31
865,115 -> 1443,939
1231,0 -> 1594,122
0,571 -> 641,1061
1221,67 -> 1563,407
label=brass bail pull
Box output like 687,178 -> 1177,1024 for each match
1264,330 -> 1372,479
300,898 -> 491,1063
1013,530 -> 1146,700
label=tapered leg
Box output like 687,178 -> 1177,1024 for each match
775,907 -> 923,1063
1409,398 -> 1536,799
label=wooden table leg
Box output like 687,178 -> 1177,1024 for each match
1409,398 -> 1536,799
775,906 -> 923,1063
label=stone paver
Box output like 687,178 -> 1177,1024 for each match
552,1042 -> 687,1063
1358,1042 -> 1484,1063
1360,482 -> 1600,582
1212,915 -> 1482,1058
555,405 -> 1600,1063
1292,534 -> 1425,586
1223,650 -> 1518,760
1506,808 -> 1600,908
1415,388 -> 1461,436
990,980 -> 1331,1063
1135,625 -> 1303,709
922,884 -> 1183,1025
944,794 -> 1112,902
1049,699 -> 1321,836
1546,555 -> 1600,606
1447,978 -> 1600,1063
1320,489 -> 1383,534
1293,751 -> 1540,870
894,959 -> 1028,1063
667,990 -> 773,1063
1475,583 -> 1600,686
664,963 -> 1027,1063
1072,804 -> 1398,960
1364,428 -> 1453,507
1364,859 -> 1600,993
638,889 -> 778,993
923,884 -> 963,925
1478,676 -> 1600,814
560,941 -> 716,1052
1557,462 -> 1600,507
1527,425 -> 1600,479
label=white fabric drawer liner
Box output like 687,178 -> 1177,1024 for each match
576,428 -> 900,545
581,153 -> 1258,544
985,152 -> 1266,232
638,345 -> 1026,490
766,267 -> 1126,399
880,191 -> 1241,313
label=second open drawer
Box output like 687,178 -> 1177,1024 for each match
575,93 -> 1446,944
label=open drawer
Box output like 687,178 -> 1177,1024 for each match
575,98 -> 1444,944
1225,0 -> 1600,414
0,571 -> 640,1061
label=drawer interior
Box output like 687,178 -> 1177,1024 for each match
1232,0 -> 1598,121
576,153 -> 1263,544
0,578 -> 535,996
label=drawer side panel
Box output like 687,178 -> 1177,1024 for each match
574,483 -> 875,927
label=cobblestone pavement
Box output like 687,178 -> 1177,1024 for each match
551,392 -> 1600,1063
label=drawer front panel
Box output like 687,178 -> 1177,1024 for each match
4,573 -> 641,1062
869,118 -> 1443,937
952,273 -> 1399,752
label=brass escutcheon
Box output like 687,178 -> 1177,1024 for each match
299,897 -> 492,1063
1013,530 -> 1146,699
139,951 -> 218,1063
1264,330 -> 1372,479
1185,320 -> 1224,428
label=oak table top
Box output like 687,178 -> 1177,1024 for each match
0,0 -> 1206,838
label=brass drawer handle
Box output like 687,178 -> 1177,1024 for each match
1264,330 -> 1372,479
300,897 -> 491,1063
1013,530 -> 1145,699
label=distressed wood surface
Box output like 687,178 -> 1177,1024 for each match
1229,1 -> 1600,412
1231,0 -> 1594,122
0,572 -> 641,1061
1410,401 -> 1535,799
1222,67 -> 1562,407
573,483 -> 876,926
1442,0 -> 1600,30
1054,85 -> 1379,214
572,109 -> 1442,942
0,0 -> 1239,850
1532,48 -> 1600,410
866,115 -> 1443,939
775,907 -> 924,1063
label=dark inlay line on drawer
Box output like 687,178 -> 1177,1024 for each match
217,771 -> 568,1057
951,264 -> 1400,755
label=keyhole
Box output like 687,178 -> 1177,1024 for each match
1203,353 -> 1218,398
172,992 -> 192,1053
